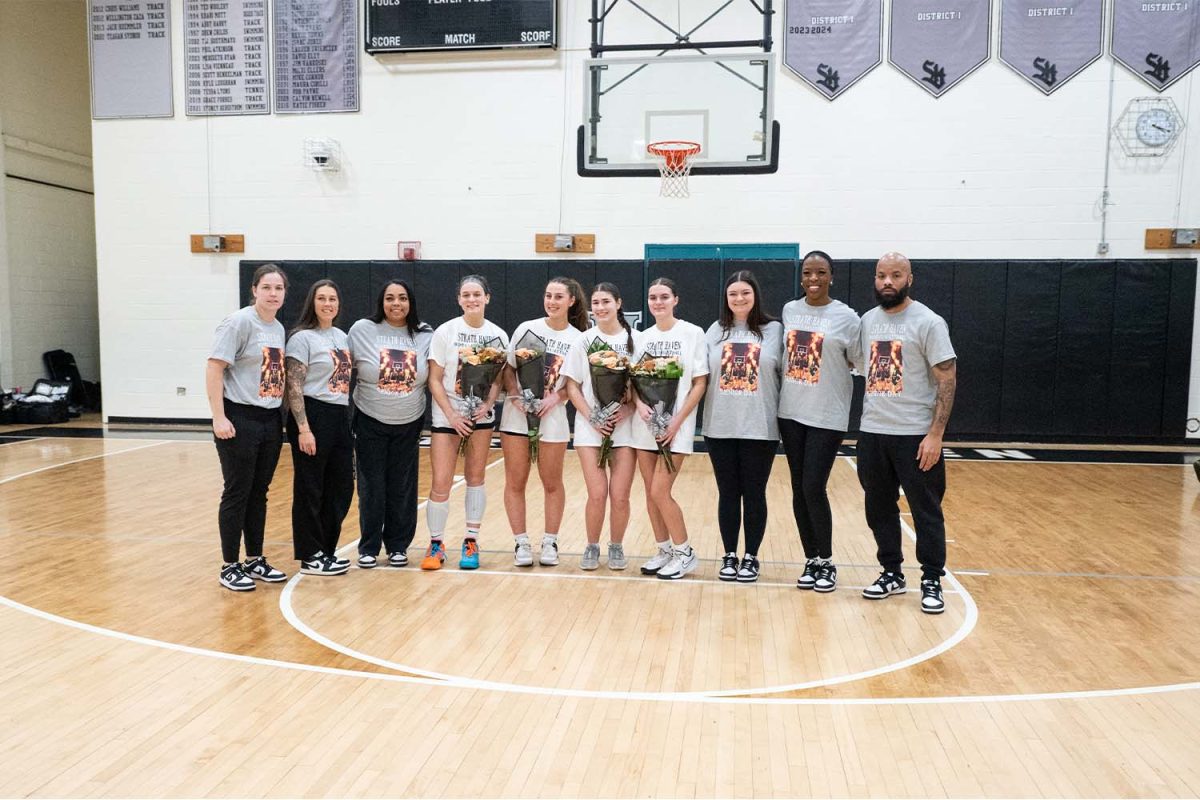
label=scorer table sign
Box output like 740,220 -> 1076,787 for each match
366,0 -> 557,53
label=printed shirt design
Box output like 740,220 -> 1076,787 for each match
329,348 -> 352,394
260,346 -> 284,398
785,330 -> 825,385
718,342 -> 761,394
866,340 -> 904,396
378,348 -> 418,395
544,352 -> 564,388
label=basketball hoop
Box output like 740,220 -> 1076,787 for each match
647,141 -> 701,198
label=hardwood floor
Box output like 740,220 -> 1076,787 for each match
1,432 -> 1198,797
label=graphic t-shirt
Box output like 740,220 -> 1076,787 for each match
499,318 -> 582,442
428,317 -> 510,429
858,301 -> 956,436
286,327 -> 351,406
778,299 -> 862,431
701,320 -> 783,441
561,326 -> 643,449
209,305 -> 286,409
348,319 -> 433,425
629,319 -> 709,454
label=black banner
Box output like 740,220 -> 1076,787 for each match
365,0 -> 556,53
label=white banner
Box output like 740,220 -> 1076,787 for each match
89,0 -> 174,119
185,0 -> 271,116
274,0 -> 359,114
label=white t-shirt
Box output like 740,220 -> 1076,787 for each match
561,326 -> 643,449
499,318 -> 582,443
629,319 -> 709,454
428,316 -> 510,429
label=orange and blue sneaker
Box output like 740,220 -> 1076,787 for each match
420,539 -> 446,571
460,538 -> 480,570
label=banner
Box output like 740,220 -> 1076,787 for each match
273,0 -> 359,113
1000,0 -> 1103,93
1111,0 -> 1200,91
89,0 -> 174,119
889,0 -> 993,97
185,0 -> 270,116
784,0 -> 883,99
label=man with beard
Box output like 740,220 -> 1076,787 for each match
855,252 -> 957,614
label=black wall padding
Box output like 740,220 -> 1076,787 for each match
912,260 -> 955,321
504,261 -> 549,328
949,261 -> 1007,436
1108,261 -> 1172,437
1164,259 -> 1198,437
1000,261 -> 1061,435
647,259 -> 722,329
827,258 -> 851,306
1053,261 -> 1114,436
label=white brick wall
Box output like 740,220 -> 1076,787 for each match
85,0 -> 1199,430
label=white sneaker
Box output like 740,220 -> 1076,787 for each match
607,542 -> 627,571
219,562 -> 255,592
514,539 -> 534,567
539,538 -> 559,566
301,553 -> 349,576
657,548 -> 698,580
640,546 -> 673,575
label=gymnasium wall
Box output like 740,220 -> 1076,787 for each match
0,0 -> 98,391
87,0 -> 1200,434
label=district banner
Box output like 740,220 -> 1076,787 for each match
1000,0 -> 1104,94
1111,0 -> 1200,91
784,0 -> 883,99
889,0 -> 993,97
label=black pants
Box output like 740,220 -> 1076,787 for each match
704,437 -> 778,555
214,400 -> 283,564
354,410 -> 422,557
855,432 -> 947,579
287,398 -> 354,561
778,418 -> 845,560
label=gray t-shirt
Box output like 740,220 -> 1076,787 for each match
701,320 -> 783,441
348,319 -> 433,425
858,300 -> 956,436
209,305 -> 286,409
778,299 -> 862,432
285,327 -> 351,406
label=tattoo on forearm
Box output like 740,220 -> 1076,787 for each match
932,358 -> 956,430
285,357 -> 309,428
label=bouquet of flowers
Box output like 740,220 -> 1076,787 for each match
586,338 -> 630,468
513,328 -> 548,463
456,338 -> 506,456
630,354 -> 684,473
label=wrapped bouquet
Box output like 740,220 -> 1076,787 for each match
456,339 -> 506,456
630,354 -> 684,473
586,339 -> 630,468
513,328 -> 548,463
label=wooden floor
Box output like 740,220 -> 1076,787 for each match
2,424 -> 1199,798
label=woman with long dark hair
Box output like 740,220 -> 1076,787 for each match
702,270 -> 783,583
348,279 -> 434,569
779,251 -> 860,593
562,282 -> 642,571
206,263 -> 290,592
499,277 -> 589,567
285,279 -> 353,576
423,274 -> 509,571
631,277 -> 709,580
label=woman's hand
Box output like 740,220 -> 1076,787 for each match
213,416 -> 236,439
536,392 -> 561,418
474,400 -> 495,422
449,410 -> 474,438
656,417 -> 682,446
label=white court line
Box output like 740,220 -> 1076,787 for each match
0,440 -> 171,485
0,436 -> 45,447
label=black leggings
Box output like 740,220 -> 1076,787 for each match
704,437 -> 778,555
214,401 -> 283,564
778,418 -> 845,560
287,398 -> 354,561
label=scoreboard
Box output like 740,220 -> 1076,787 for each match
366,0 -> 557,53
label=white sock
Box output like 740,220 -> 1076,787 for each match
675,539 -> 693,556
656,540 -> 672,553
543,532 -> 558,542
426,499 -> 449,538
465,485 -> 486,536
514,532 -> 529,545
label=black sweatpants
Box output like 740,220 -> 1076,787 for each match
287,397 -> 354,561
704,436 -> 778,556
778,418 -> 845,560
214,400 -> 283,564
354,410 -> 423,557
855,431 -> 947,579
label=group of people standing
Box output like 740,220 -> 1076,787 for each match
206,250 -> 957,615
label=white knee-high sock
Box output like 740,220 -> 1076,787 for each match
426,499 -> 449,539
465,485 -> 486,538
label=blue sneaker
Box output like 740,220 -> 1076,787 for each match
460,538 -> 480,570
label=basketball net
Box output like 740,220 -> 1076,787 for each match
647,141 -> 701,198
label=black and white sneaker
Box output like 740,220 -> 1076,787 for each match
357,554 -> 378,569
330,553 -> 351,569
862,571 -> 906,599
301,554 -> 349,576
920,579 -> 945,614
797,558 -> 820,590
243,556 -> 287,583
219,562 -> 256,592
736,555 -> 760,583
387,551 -> 408,568
814,562 -> 838,593
718,552 -> 739,582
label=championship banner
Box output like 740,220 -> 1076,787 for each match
1000,0 -> 1103,93
784,0 -> 883,100
889,0 -> 993,97
1111,0 -> 1200,91
273,0 -> 359,113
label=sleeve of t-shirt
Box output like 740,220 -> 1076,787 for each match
209,312 -> 247,365
842,312 -> 864,372
347,320 -> 367,363
285,331 -> 312,363
691,326 -> 710,377
923,316 -> 956,366
561,334 -> 587,384
429,322 -> 453,367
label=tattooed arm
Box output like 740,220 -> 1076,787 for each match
917,357 -> 956,471
286,356 -> 316,456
